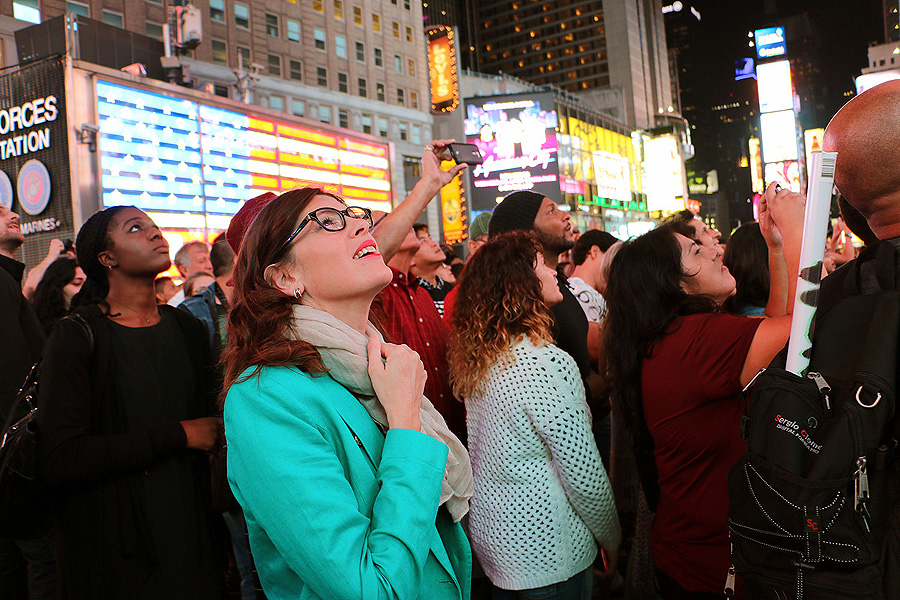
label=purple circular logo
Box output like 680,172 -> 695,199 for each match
17,159 -> 51,216
0,171 -> 12,210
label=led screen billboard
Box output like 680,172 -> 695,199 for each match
754,27 -> 786,59
756,60 -> 793,113
803,128 -> 824,180
642,134 -> 685,213
97,80 -> 392,228
760,110 -> 798,162
764,160 -> 801,193
748,137 -> 764,194
463,92 -> 560,212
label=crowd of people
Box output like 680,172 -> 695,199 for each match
1,82 -> 899,600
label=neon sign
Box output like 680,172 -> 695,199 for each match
428,27 -> 459,113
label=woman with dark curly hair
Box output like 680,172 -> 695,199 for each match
30,256 -> 85,335
448,231 -> 620,600
601,185 -> 804,599
723,222 -> 773,317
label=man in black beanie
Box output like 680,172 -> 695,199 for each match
489,190 -> 593,391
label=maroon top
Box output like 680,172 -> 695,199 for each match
379,268 -> 465,438
641,313 -> 762,594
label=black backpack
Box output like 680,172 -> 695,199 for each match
0,313 -> 93,539
727,241 -> 900,600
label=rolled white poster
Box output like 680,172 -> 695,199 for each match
785,150 -> 838,376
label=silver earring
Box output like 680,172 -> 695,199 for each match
107,264 -> 113,269
294,288 -> 302,299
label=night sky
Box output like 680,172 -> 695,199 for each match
681,0 -> 885,124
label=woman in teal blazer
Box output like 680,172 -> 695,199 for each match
221,182 -> 473,600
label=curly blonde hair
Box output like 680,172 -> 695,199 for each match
448,232 -> 555,398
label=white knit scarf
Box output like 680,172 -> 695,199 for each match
289,304 -> 473,522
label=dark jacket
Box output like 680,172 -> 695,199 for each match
178,282 -> 222,353
36,304 -> 219,598
0,254 -> 44,424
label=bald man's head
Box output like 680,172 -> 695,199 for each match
823,80 -> 900,239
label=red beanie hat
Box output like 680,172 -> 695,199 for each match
225,192 -> 278,253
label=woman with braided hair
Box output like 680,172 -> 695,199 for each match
37,206 -> 223,598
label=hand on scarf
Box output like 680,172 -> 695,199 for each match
366,333 -> 425,431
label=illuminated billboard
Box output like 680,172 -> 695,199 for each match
756,60 -> 793,113
856,71 -> 900,94
760,110 -> 798,162
735,57 -> 756,81
642,134 -> 685,213
803,128 -> 824,180
764,160 -> 800,193
463,92 -> 560,212
428,27 -> 460,113
96,80 -> 392,228
593,151 -> 631,203
754,27 -> 786,59
748,137 -> 764,194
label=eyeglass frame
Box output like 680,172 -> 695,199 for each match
281,205 -> 374,252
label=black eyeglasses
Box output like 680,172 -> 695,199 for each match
283,206 -> 373,249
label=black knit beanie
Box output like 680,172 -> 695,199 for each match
488,190 -> 546,237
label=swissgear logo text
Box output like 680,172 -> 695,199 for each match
774,414 -> 823,454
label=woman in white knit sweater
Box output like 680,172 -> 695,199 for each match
448,232 -> 621,600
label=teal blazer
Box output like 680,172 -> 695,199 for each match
225,365 -> 471,600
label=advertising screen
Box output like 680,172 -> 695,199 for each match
642,134 -> 685,213
463,92 -> 560,212
754,26 -> 786,59
760,110 -> 798,162
593,151 -> 631,203
735,58 -> 756,81
803,128 -> 824,180
756,60 -> 793,113
428,27 -> 460,113
97,80 -> 392,229
855,71 -> 900,94
748,137 -> 764,193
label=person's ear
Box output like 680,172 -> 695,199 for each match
98,250 -> 117,269
590,246 -> 602,261
264,263 -> 302,297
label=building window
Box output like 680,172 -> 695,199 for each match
266,14 -> 279,37
334,0 -> 343,20
377,117 -> 388,137
376,83 -> 385,102
355,42 -> 365,61
336,35 -> 347,58
66,1 -> 89,17
358,78 -> 367,97
405,26 -> 412,42
361,114 -> 372,134
102,10 -> 124,27
394,55 -> 402,73
396,88 -> 404,106
289,60 -> 303,81
374,48 -> 383,66
317,67 -> 328,86
407,59 -> 415,77
391,0 -> 397,5
209,0 -> 224,21
314,29 -> 326,50
13,0 -> 41,24
404,0 -> 410,9
411,124 -> 421,144
234,3 -> 249,28
392,22 -> 400,38
313,0 -> 323,13
267,54 -> 281,76
399,122 -> 407,141
318,105 -> 331,124
237,46 -> 251,70
211,39 -> 227,64
372,14 -> 380,32
146,22 -> 163,40
338,72 -> 348,92
214,84 -> 229,98
410,91 -> 418,109
287,19 -> 300,42
269,95 -> 285,112
292,99 -> 305,117
338,109 -> 349,129
353,6 -> 363,26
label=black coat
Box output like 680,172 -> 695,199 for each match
0,254 -> 44,424
37,304 -> 221,598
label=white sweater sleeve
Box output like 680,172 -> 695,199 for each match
524,349 -> 622,554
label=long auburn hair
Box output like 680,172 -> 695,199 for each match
447,231 -> 555,398
601,226 -> 719,446
221,187 -> 345,396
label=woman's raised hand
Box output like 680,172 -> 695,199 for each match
181,417 -> 222,452
367,334 -> 425,431
422,139 -> 468,190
